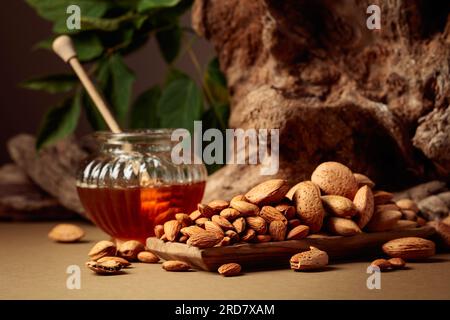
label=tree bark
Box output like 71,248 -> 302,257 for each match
192,0 -> 450,201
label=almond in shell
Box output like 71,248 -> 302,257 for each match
88,240 -> 117,261
293,181 -> 325,233
311,162 -> 358,199
382,237 -> 435,260
290,247 -> 328,271
354,185 -> 374,228
321,195 -> 357,218
353,173 -> 375,188
326,217 -> 362,236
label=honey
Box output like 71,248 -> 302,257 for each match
77,181 -> 205,243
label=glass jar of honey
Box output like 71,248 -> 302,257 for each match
76,130 -> 207,243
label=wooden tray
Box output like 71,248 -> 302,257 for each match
146,226 -> 435,271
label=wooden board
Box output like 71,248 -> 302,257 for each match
146,226 -> 436,271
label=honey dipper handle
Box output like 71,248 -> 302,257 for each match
52,35 -> 122,133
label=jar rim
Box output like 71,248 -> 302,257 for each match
93,129 -> 175,143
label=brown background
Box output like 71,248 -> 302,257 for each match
0,1 -> 213,164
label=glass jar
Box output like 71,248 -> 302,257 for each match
76,130 -> 207,243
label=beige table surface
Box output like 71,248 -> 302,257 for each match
1,221 -> 449,300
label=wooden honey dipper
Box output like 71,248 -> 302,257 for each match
52,35 -> 122,133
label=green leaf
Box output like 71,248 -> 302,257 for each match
81,90 -> 108,131
90,55 -> 135,126
156,24 -> 182,64
109,55 -> 135,125
21,74 -> 77,94
36,94 -> 81,149
33,33 -> 103,62
204,57 -> 229,105
80,12 -> 137,31
202,103 -> 229,131
137,0 -> 181,12
73,33 -> 103,61
157,77 -> 203,132
25,0 -> 113,33
130,86 -> 161,129
164,68 -> 188,85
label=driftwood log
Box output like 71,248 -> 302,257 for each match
7,134 -> 87,215
0,164 -> 76,220
192,0 -> 450,201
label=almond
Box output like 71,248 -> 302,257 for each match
286,225 -> 310,240
354,185 -> 374,228
326,217 -> 362,236
230,200 -> 259,216
180,225 -> 206,237
195,217 -> 209,227
48,224 -> 85,243
220,208 -> 241,221
162,260 -> 191,272
198,203 -> 215,218
175,213 -> 192,228
189,210 -> 202,221
376,204 -> 399,212
290,246 -> 328,271
275,203 -> 296,220
218,263 -> 241,277
353,173 -> 375,188
311,162 -> 358,199
269,220 -> 287,241
154,225 -> 165,239
401,209 -> 417,221
241,228 -> 256,242
204,221 -> 225,236
366,210 -> 402,232
225,230 -> 240,243
259,206 -> 287,224
391,220 -> 418,230
207,199 -> 230,213
179,235 -> 188,243
293,181 -> 325,233
373,190 -> 394,205
388,257 -> 406,269
288,219 -> 302,228
395,198 -> 419,213
382,237 -> 435,260
256,234 -> 272,242
231,194 -> 246,202
137,251 -> 160,263
232,217 -> 246,234
164,220 -> 182,241
216,236 -> 231,247
118,240 -> 145,261
244,179 -> 289,205
285,182 -> 303,201
246,216 -> 267,234
97,256 -> 131,267
88,240 -> 117,261
370,258 -> 391,271
211,215 -> 234,230
321,195 -> 357,218
187,231 -> 223,248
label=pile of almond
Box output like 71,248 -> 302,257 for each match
155,161 -> 426,248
